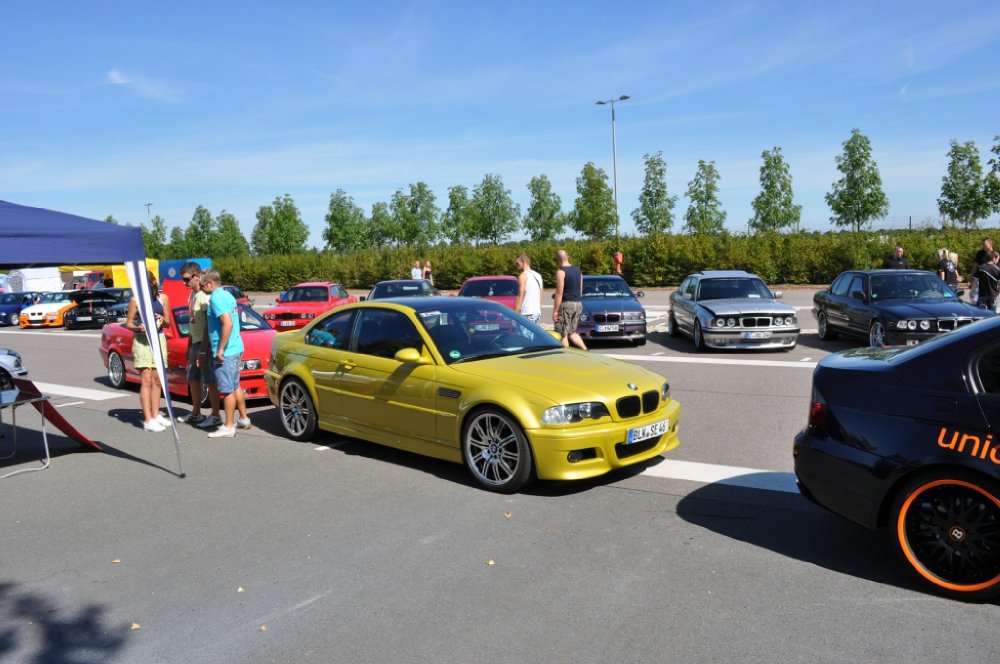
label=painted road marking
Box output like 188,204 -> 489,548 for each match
32,382 -> 127,401
0,329 -> 101,338
54,401 -> 85,408
642,458 -> 798,493
608,354 -> 817,369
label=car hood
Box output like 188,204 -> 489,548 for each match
264,302 -> 329,314
22,302 -> 73,315
699,298 -> 795,316
873,299 -> 988,318
239,328 -> 277,359
452,349 -> 663,405
582,296 -> 643,313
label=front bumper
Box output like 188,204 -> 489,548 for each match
267,319 -> 310,331
578,321 -> 647,342
527,398 -> 681,481
703,328 -> 799,350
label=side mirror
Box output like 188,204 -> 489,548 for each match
636,291 -> 645,298
394,347 -> 431,365
773,290 -> 784,299
851,290 -> 866,302
683,292 -> 693,301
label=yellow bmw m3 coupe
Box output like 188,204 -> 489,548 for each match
265,297 -> 681,492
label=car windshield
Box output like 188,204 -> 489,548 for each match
171,304 -> 269,337
370,281 -> 440,299
698,278 -> 772,301
413,300 -> 561,365
284,287 -> 328,302
870,273 -> 957,301
39,292 -> 71,303
460,279 -> 518,298
582,278 -> 634,299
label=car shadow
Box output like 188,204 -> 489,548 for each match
675,478 -> 997,601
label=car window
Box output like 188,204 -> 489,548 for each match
306,309 -> 356,349
583,278 -> 633,298
829,273 -> 852,296
335,285 -> 349,299
288,287 -> 326,302
354,309 -> 422,358
978,348 -> 1000,394
848,275 -> 865,298
683,278 -> 697,297
172,308 -> 192,337
697,278 -> 769,300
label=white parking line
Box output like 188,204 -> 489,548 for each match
32,382 -> 127,401
642,458 -> 798,493
607,354 -> 817,369
0,329 -> 102,338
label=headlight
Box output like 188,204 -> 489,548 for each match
240,359 -> 262,370
541,402 -> 610,424
624,312 -> 643,320
726,318 -> 736,327
773,316 -> 784,326
300,313 -> 316,319
579,313 -> 589,322
264,313 -> 274,320
714,318 -> 726,328
919,320 -> 931,330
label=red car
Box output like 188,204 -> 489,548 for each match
99,303 -> 275,401
262,282 -> 356,330
456,275 -> 519,310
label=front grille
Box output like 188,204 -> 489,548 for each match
937,318 -> 975,331
741,316 -> 772,327
275,312 -> 299,320
593,314 -> 621,323
616,436 -> 661,459
615,390 -> 660,418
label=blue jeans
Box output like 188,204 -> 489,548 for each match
212,355 -> 241,395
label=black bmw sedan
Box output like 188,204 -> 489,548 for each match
794,316 -> 1000,599
813,269 -> 992,348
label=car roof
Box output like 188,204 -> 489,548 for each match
583,274 -> 627,280
289,282 -> 334,288
696,270 -> 755,278
841,269 -> 932,276
462,275 -> 516,282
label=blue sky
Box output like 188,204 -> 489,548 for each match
3,0 -> 999,247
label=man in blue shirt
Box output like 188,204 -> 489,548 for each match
199,269 -> 250,438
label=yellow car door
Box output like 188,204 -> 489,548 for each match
302,308 -> 358,419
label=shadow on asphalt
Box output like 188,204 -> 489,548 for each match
673,480 -> 989,601
0,581 -> 129,664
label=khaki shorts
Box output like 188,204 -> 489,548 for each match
555,301 -> 582,337
133,333 -> 168,369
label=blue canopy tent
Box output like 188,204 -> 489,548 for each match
0,200 -> 185,475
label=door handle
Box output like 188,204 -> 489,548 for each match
340,359 -> 356,370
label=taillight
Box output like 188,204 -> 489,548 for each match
807,387 -> 828,429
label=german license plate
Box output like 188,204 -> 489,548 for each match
627,418 -> 669,445
596,324 -> 620,332
77,316 -> 92,321
744,331 -> 771,340
279,320 -> 296,327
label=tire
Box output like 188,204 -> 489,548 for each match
817,310 -> 838,341
667,312 -> 681,338
278,378 -> 317,441
462,407 -> 534,493
868,320 -> 887,348
7,312 -> 18,326
890,471 -> 1000,600
107,351 -> 127,389
693,321 -> 707,351
634,337 -> 647,347
0,367 -> 12,391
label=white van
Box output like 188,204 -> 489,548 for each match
7,267 -> 63,293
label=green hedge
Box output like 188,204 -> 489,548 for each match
213,228 -> 998,291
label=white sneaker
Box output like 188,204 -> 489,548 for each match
207,425 -> 236,438
237,417 -> 252,430
197,415 -> 223,430
177,413 -> 206,425
156,413 -> 171,426
143,420 -> 166,432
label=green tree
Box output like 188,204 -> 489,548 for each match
750,147 -> 801,233
469,174 -> 520,245
185,205 -> 215,255
683,160 -> 726,234
251,194 -> 309,255
523,174 -> 564,242
938,140 -> 991,228
212,210 -> 250,258
631,151 -> 676,235
440,185 -> 474,245
322,189 -> 367,252
104,215 -> 119,225
570,162 -> 616,240
984,135 -> 1000,216
365,201 -> 395,250
390,182 -> 439,247
825,128 -> 889,232
167,226 -> 188,259
141,214 -> 168,258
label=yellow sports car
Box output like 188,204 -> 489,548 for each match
265,297 -> 681,492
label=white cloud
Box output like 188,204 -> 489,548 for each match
105,66 -> 183,103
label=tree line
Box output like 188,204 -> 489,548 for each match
117,129 -> 1000,259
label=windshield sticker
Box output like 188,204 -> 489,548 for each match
449,350 -> 461,359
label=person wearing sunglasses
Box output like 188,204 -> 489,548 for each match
176,263 -> 222,429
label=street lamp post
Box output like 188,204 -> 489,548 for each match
145,203 -> 153,220
595,95 -> 629,247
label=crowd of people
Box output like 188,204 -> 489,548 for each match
884,239 -> 999,311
